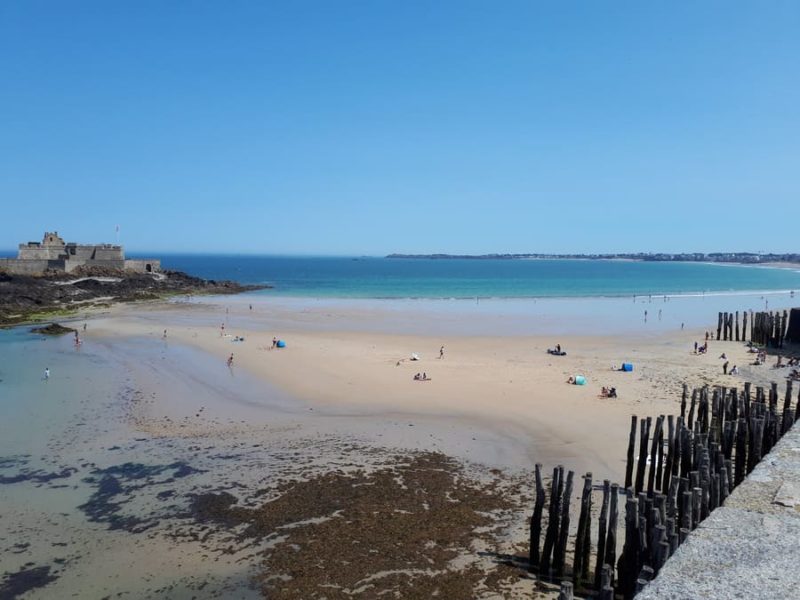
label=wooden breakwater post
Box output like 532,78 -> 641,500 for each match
528,463 -> 545,571
527,379 -> 800,599
748,309 -> 791,347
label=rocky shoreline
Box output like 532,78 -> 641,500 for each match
0,267 -> 267,326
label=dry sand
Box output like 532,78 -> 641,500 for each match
86,298 -> 767,481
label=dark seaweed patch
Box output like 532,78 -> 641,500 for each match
0,456 -> 29,470
0,565 -> 58,599
0,467 -> 76,485
78,462 -> 204,532
188,452 -> 528,599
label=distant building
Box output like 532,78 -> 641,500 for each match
0,231 -> 160,275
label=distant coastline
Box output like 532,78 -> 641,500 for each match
386,252 -> 800,264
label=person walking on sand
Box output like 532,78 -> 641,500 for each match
439,346 -> 444,359
723,361 -> 729,375
44,367 -> 50,381
272,336 -> 277,350
227,353 -> 234,367
163,329 -> 167,339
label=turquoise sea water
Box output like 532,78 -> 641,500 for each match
144,255 -> 800,299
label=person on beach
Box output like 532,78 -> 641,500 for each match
414,373 -> 421,380
723,361 -> 729,375
694,341 -> 698,354
272,336 -> 277,349
227,353 -> 234,367
644,310 -> 648,322
439,346 -> 444,359
221,323 -> 225,337
658,309 -> 662,321
719,353 -> 727,360
44,367 -> 50,381
422,372 -> 428,380
249,304 -> 252,311
83,323 -> 87,331
163,329 -> 167,339
681,323 -> 684,330
730,365 -> 739,375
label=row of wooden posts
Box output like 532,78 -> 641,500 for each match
529,380 -> 800,599
716,310 -> 790,347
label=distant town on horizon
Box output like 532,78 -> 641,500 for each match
387,252 -> 800,264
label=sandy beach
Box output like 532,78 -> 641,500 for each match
86,297 -> 779,477
2,294 -> 795,598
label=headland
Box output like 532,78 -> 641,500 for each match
0,231 -> 265,326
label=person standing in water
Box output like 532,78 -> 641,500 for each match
44,367 -> 50,381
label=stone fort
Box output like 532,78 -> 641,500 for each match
0,231 -> 160,275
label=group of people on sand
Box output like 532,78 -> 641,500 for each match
600,386 -> 617,398
693,341 -> 708,354
413,372 -> 430,381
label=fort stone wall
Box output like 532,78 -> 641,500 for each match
124,259 -> 161,273
2,232 -> 159,275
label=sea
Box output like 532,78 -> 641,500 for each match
137,255 -> 800,299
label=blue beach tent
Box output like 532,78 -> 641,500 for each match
621,363 -> 634,372
574,375 -> 586,385
276,340 -> 286,348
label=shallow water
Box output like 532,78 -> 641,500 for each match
150,254 -> 800,299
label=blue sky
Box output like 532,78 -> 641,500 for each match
1,1 -> 798,255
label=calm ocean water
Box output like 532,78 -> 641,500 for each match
140,255 -> 800,299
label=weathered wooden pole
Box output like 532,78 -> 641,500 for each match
557,581 -> 574,600
625,415 -> 637,490
573,473 -> 593,590
540,466 -> 562,575
604,484 -> 619,584
680,384 -> 688,419
635,417 -> 651,494
553,470 -> 575,578
717,312 -> 723,341
648,415 -> 664,495
782,380 -> 794,436
662,415 -> 675,492
735,311 -> 740,341
617,494 -> 639,598
742,310 -> 748,341
594,480 -> 611,590
529,463 -> 546,571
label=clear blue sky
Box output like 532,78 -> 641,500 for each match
1,1 -> 798,255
